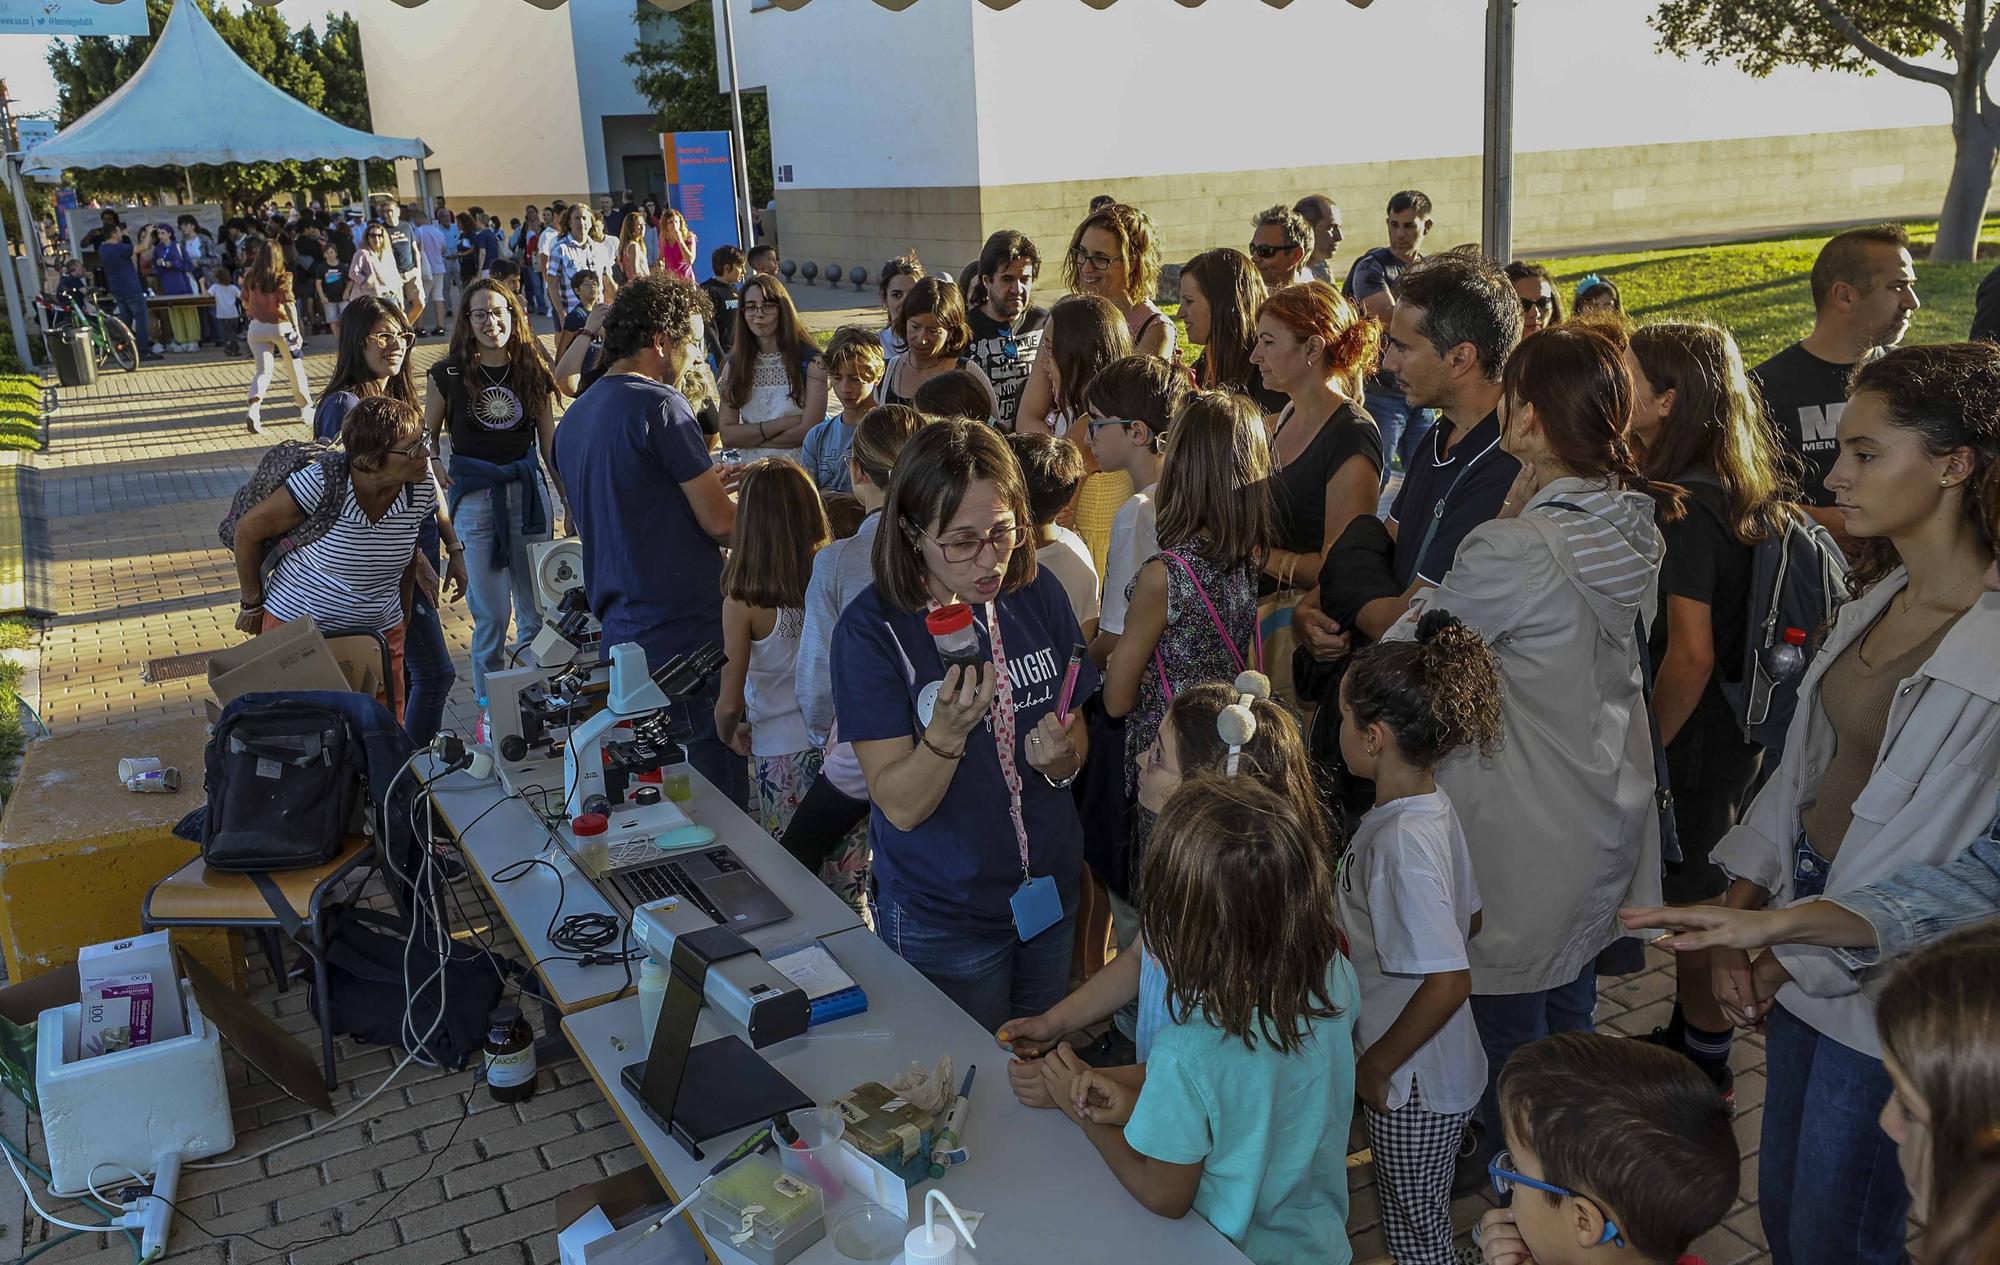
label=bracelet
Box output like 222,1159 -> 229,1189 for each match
920,734 -> 964,761
239,601 -> 263,613
1041,768 -> 1079,790
445,543 -> 465,555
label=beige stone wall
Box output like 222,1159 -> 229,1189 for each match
771,124 -> 1957,287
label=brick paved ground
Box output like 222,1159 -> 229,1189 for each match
10,338 -> 1774,1264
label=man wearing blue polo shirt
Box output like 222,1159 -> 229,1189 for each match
552,273 -> 744,805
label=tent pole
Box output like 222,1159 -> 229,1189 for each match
182,166 -> 193,203
413,150 -> 432,219
718,0 -> 756,252
8,156 -> 43,294
1481,0 -> 1516,262
0,165 -> 33,370
358,163 -> 371,215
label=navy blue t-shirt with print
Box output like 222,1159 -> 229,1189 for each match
473,228 -> 505,271
831,568 -> 1098,934
552,374 -> 722,666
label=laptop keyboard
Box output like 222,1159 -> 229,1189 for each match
614,861 -> 727,925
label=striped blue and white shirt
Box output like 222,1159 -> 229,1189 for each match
264,463 -> 434,634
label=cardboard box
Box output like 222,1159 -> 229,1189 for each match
76,930 -> 183,1045
205,616 -> 356,708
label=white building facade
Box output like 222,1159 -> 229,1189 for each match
355,0 -> 1969,273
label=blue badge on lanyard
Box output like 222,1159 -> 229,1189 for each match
1011,874 -> 1062,942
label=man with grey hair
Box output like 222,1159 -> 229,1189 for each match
1249,203 -> 1315,291
1293,194 -> 1344,284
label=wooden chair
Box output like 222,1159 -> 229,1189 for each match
143,836 -> 378,1088
140,625 -> 399,1090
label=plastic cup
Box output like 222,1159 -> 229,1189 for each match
778,1108 -> 848,1210
661,763 -> 693,803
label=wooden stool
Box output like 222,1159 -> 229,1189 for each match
143,837 -> 377,1088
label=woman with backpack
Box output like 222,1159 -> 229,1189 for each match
316,298 -> 466,745
1623,320 -> 1806,1101
230,396 -> 438,717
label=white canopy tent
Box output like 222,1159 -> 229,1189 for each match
4,0 -> 434,366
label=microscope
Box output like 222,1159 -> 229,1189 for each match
555,641 -> 729,852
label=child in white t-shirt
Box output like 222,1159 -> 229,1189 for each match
1081,355 -> 1188,664
1335,609 -> 1504,1265
207,268 -> 244,356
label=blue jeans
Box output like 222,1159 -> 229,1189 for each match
110,291 -> 151,354
402,590 -> 454,746
1469,961 -> 1597,1149
1363,384 -> 1436,476
871,889 -> 1077,1033
520,266 -> 548,316
1760,1005 -> 1909,1265
452,475 -> 549,700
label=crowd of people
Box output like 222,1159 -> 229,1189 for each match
216,183 -> 2000,1265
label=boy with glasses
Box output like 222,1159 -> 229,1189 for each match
1476,1034 -> 1737,1265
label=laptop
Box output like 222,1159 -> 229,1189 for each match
596,844 -> 794,934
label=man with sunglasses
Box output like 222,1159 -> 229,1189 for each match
1345,190 -> 1436,471
1249,204 -> 1315,292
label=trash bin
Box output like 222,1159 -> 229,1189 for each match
48,327 -> 95,388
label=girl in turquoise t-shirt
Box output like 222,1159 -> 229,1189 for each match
1039,773 -> 1358,1265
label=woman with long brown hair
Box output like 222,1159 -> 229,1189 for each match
615,209 -> 648,286
718,274 -> 827,462
422,277 -> 560,706
241,237 -> 313,434
1623,319 -> 1804,1098
1629,342 -> 2000,1265
1389,322 -> 1671,1154
1179,248 -> 1282,413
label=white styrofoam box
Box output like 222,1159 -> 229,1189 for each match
36,980 -> 233,1195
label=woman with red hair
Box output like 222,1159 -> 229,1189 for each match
1251,281 -> 1384,594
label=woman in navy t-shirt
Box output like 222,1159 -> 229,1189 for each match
832,420 -> 1097,1032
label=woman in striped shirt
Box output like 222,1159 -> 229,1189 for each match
231,396 -> 438,716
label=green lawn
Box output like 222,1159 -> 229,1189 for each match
0,373 -> 39,451
1534,215 -> 2000,364
1166,215 -> 2000,368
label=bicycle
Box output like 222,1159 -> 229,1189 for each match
33,289 -> 141,373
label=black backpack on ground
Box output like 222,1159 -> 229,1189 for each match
1680,477 -> 1848,752
307,905 -> 520,1071
201,701 -> 361,872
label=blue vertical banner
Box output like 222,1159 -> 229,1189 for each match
663,130 -> 739,284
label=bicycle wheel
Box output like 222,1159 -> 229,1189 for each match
101,317 -> 139,372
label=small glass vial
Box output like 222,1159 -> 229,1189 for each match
483,1004 -> 538,1104
925,604 -> 984,676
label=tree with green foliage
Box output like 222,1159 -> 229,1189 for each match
1651,1 -> 2000,261
626,0 -> 773,207
45,0 -> 387,209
